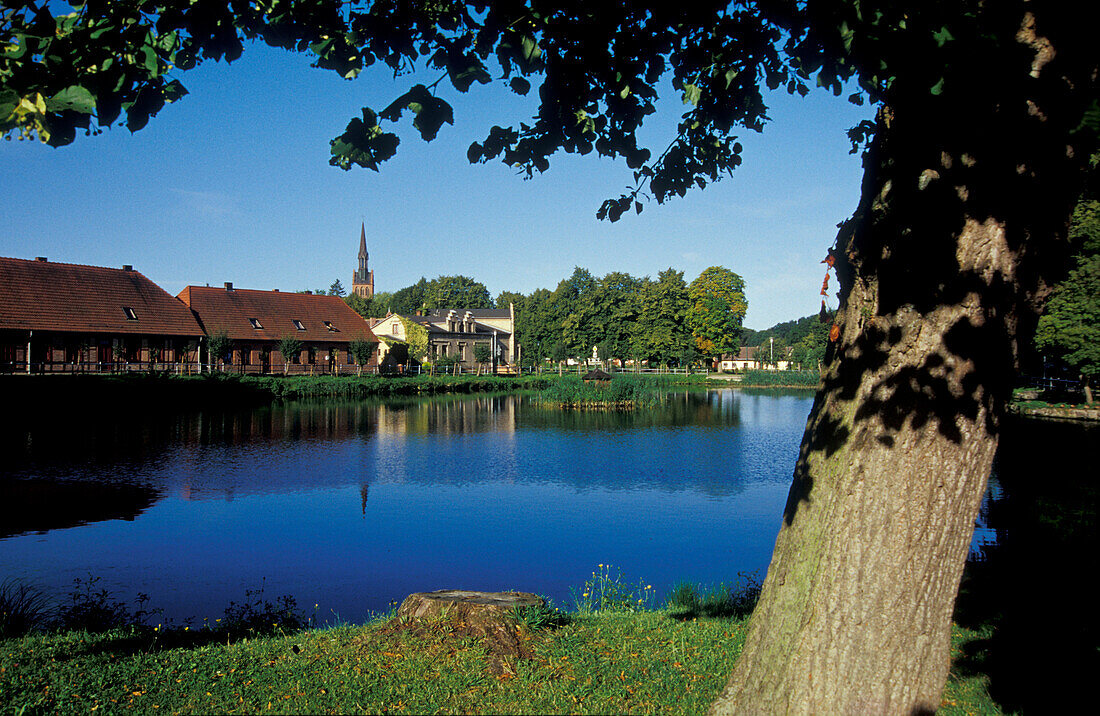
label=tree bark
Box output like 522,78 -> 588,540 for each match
712,6 -> 1093,713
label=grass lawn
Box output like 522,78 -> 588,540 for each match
1,611 -> 999,714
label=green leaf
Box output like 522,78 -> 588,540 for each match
47,85 -> 96,114
521,35 -> 541,62
932,27 -> 954,47
141,45 -> 159,76
682,83 -> 702,106
930,77 -> 945,96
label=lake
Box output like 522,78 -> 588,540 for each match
0,388 -> 811,624
2,388 -> 1092,629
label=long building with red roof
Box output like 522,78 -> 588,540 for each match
177,283 -> 378,373
0,256 -> 204,373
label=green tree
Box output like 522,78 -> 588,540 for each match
634,269 -> 692,365
472,343 -> 492,372
790,320 -> 831,370
205,331 -> 231,372
515,287 -> 555,363
276,335 -> 303,374
553,267 -> 598,358
348,338 -> 379,374
398,317 -> 428,363
7,2 -> 1096,711
687,266 -> 748,358
494,290 -> 525,311
390,278 -> 429,316
1035,198 -> 1100,403
423,275 -> 492,309
345,291 -> 392,319
328,279 -> 346,297
591,271 -> 644,365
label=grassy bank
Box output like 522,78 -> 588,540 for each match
535,374 -> 709,408
720,370 -> 821,388
0,373 -> 556,409
1,372 -> 721,412
0,612 -> 997,715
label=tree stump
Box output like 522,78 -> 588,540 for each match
389,590 -> 545,674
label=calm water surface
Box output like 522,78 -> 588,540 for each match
1,389 -> 812,623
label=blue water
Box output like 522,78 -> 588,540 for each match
0,389 -> 813,624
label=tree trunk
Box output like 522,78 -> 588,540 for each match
712,7 -> 1092,713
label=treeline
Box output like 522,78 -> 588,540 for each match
495,262 -> 752,367
742,315 -> 831,369
324,269 -> 828,369
496,266 -> 749,366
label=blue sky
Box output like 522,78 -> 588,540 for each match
0,41 -> 875,329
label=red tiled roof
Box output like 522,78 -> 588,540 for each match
0,256 -> 203,336
179,286 -> 377,344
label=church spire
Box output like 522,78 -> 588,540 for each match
352,223 -> 375,299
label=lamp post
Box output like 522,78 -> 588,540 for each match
770,336 -> 774,369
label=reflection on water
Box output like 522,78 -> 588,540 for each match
0,478 -> 160,540
0,389 -> 813,622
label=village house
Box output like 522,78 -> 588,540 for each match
714,345 -> 792,372
372,307 -> 515,368
0,256 -> 205,373
412,307 -> 515,367
178,283 -> 379,373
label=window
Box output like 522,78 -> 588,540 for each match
122,306 -> 137,320
293,319 -> 306,331
392,322 -> 400,335
249,317 -> 263,329
324,321 -> 337,332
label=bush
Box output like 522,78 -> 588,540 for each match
54,575 -> 161,632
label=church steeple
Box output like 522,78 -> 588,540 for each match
358,223 -> 368,269
352,223 -> 375,299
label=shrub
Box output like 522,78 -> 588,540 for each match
54,575 -> 161,632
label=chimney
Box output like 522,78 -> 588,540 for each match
35,257 -> 47,262
224,282 -> 234,291
122,264 -> 133,272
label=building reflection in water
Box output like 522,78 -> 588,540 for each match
1,390 -> 765,537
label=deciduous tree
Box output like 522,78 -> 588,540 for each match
1035,197 -> 1100,402
634,269 -> 692,365
276,335 -> 303,374
687,266 -> 748,358
423,275 -> 492,309
390,278 -> 429,316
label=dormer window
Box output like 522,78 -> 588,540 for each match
293,319 -> 306,331
323,321 -> 337,332
122,306 -> 138,320
248,317 -> 263,329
